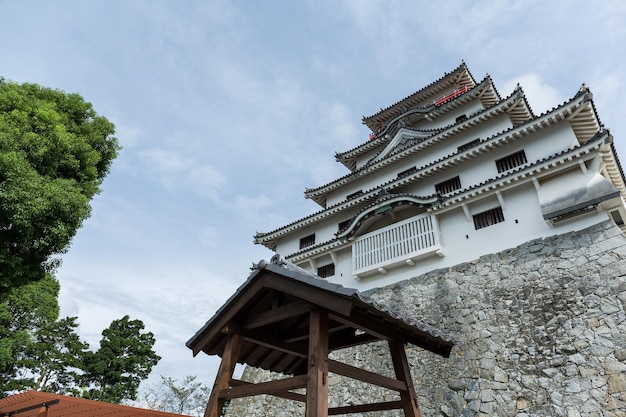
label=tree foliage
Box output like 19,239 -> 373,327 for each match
81,315 -> 161,403
0,279 -> 159,403
0,78 -> 119,291
136,375 -> 210,417
0,274 -> 61,393
21,316 -> 88,393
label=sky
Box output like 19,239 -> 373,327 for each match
2,0 -> 626,392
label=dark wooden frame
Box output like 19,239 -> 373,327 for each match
188,262 -> 453,417
203,308 -> 425,417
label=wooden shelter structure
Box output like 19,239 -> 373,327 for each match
187,256 -> 454,417
0,390 -> 188,417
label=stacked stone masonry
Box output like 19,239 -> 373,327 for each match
226,221 -> 626,416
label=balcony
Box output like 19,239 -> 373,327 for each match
352,214 -> 444,279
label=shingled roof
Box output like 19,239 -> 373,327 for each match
0,391 -> 188,417
187,256 -> 454,376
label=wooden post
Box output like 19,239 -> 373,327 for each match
389,341 -> 422,417
306,309 -> 329,417
204,333 -> 242,417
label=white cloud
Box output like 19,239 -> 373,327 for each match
501,73 -> 566,116
139,147 -> 227,201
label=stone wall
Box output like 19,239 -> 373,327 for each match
225,221 -> 626,416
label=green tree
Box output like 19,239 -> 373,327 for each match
0,78 -> 119,292
136,375 -> 210,417
0,274 -> 61,394
20,316 -> 88,393
81,315 -> 161,403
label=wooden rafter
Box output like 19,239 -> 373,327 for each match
189,261 -> 453,416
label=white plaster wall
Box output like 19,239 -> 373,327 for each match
320,183 -> 613,292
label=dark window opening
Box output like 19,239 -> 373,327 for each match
346,190 -> 363,200
435,176 -> 462,195
317,263 -> 335,278
496,150 -> 527,173
473,207 -> 505,230
299,234 -> 316,249
455,114 -> 468,123
458,138 -> 481,152
611,210 -> 624,226
338,219 -> 352,233
397,166 -> 417,178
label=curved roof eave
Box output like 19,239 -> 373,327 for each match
336,74 -> 495,169
336,192 -> 441,241
254,90 -> 600,248
362,62 -> 476,132
283,132 -> 615,259
309,83 -> 528,203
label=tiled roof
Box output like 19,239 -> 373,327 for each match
335,73 -> 493,170
255,85 -> 605,248
187,255 -> 455,373
282,131 -> 617,261
362,61 -> 476,130
439,130 -> 614,208
309,81 -> 526,201
0,391 -> 188,417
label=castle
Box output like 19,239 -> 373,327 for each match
254,62 -> 626,292
231,63 -> 626,415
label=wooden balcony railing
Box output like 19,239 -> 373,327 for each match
352,214 -> 443,279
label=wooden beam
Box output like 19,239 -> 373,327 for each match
190,280 -> 265,356
329,331 -> 379,351
328,311 -> 394,344
328,360 -> 407,392
240,301 -> 312,330
306,309 -> 329,417
204,334 -> 242,417
282,322 -> 350,344
330,310 -> 452,358
264,278 -> 354,317
226,327 -> 307,359
389,341 -> 422,417
230,379 -> 307,402
328,400 -> 404,415
220,375 -> 308,400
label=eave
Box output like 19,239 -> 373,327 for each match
361,61 -> 477,133
283,131 -> 617,262
254,90 -> 602,250
187,258 -> 455,375
312,84 -> 531,205
437,130 -> 614,212
336,75 -> 499,172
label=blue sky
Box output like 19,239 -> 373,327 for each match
2,0 -> 626,389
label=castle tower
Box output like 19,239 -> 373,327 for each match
231,63 -> 626,416
254,62 -> 626,291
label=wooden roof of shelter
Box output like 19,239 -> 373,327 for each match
0,390 -> 188,417
187,256 -> 454,417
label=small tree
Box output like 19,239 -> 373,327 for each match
81,315 -> 161,403
21,316 -> 88,393
137,375 -> 210,417
0,274 -> 63,394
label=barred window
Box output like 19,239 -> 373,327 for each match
458,138 -> 481,152
317,263 -> 335,278
346,190 -> 363,200
299,234 -> 315,249
338,219 -> 352,233
435,176 -> 461,195
473,207 -> 505,230
496,150 -> 527,173
397,166 -> 417,178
